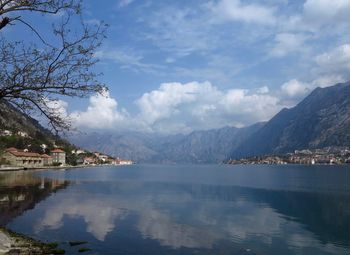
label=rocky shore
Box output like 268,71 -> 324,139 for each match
0,228 -> 64,255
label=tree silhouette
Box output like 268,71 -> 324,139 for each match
0,0 -> 108,132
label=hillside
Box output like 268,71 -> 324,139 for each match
0,100 -> 76,155
69,123 -> 264,163
232,81 -> 350,158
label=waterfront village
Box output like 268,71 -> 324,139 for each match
227,147 -> 350,165
0,129 -> 133,170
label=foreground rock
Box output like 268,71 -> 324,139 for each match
0,230 -> 11,254
0,228 -> 63,255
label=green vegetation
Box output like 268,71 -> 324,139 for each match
66,153 -> 79,166
0,135 -> 33,151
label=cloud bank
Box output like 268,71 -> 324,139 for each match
65,74 -> 347,134
68,81 -> 281,134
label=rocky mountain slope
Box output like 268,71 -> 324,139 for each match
69,123 -> 264,163
232,81 -> 350,158
0,100 -> 75,153
0,101 -> 52,138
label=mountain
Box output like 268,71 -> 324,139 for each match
232,81 -> 350,158
151,123 -> 264,163
68,132 -> 159,162
0,100 -> 53,139
69,123 -> 264,164
0,100 -> 76,154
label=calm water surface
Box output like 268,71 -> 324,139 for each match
1,164 -> 350,255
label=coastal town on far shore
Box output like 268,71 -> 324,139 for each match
0,129 -> 133,171
227,147 -> 350,165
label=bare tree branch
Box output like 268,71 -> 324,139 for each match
0,1 -> 108,133
0,1 -> 81,30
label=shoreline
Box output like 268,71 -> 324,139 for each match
0,227 -> 64,255
0,163 -> 129,172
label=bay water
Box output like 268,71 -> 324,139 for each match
1,164 -> 350,255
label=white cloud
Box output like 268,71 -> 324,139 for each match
118,0 -> 134,8
281,79 -> 310,99
220,88 -> 280,121
310,74 -> 346,88
303,0 -> 350,25
283,0 -> 350,33
71,90 -> 128,129
280,75 -> 346,104
70,75 -> 348,134
136,81 -> 220,126
270,33 -> 307,57
135,81 -> 281,131
257,86 -> 269,94
95,49 -> 161,74
209,0 -> 276,25
69,81 -> 282,133
165,57 -> 175,64
315,44 -> 350,72
44,99 -> 69,119
144,8 -> 214,57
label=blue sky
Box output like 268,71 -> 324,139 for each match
3,0 -> 350,133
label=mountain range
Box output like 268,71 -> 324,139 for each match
68,123 -> 264,163
70,81 -> 350,163
2,81 -> 350,163
232,81 -> 350,158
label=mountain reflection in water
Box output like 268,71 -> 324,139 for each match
1,165 -> 350,255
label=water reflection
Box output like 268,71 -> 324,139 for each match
0,171 -> 68,226
36,193 -> 128,241
3,166 -> 350,255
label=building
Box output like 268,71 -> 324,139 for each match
41,154 -> 53,166
17,131 -> 29,137
83,156 -> 96,165
71,149 -> 86,155
1,148 -> 44,168
50,149 -> 66,165
98,154 -> 109,162
119,159 -> 133,165
0,130 -> 12,136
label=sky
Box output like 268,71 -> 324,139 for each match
4,0 -> 350,134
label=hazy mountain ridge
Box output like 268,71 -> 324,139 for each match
69,123 -> 264,163
232,81 -> 350,158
